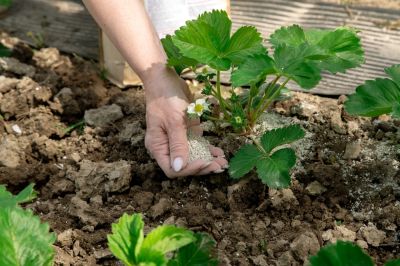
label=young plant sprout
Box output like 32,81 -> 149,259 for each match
162,10 -> 364,188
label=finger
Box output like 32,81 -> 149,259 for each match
196,161 -> 224,175
167,122 -> 189,173
209,145 -> 225,157
164,159 -> 211,178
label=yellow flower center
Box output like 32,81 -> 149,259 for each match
194,104 -> 204,113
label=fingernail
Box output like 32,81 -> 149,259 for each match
173,157 -> 183,172
214,168 -> 225,174
222,164 -> 229,169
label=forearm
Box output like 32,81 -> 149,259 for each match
83,0 -> 168,83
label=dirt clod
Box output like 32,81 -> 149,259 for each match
360,223 -> 386,247
84,104 -> 124,127
290,231 -> 320,261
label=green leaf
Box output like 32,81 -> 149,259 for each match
171,10 -> 265,71
140,225 -> 196,256
0,43 -> 12,57
274,44 -> 321,89
385,64 -> 400,86
231,54 -> 276,87
385,259 -> 400,266
0,0 -> 12,7
107,213 -> 144,266
225,26 -> 266,65
269,24 -> 306,47
0,184 -> 37,208
161,35 -> 198,75
260,124 -> 305,154
310,27 -> 364,74
344,78 -> 400,117
168,233 -> 218,266
256,148 -> 296,188
0,207 -> 56,266
309,241 -> 374,266
172,10 -> 232,70
229,144 -> 263,179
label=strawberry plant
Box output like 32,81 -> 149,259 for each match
344,64 -> 400,118
0,184 -> 56,266
162,10 -> 364,188
108,213 -> 218,266
310,241 -> 399,266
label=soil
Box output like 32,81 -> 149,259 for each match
1,33 -> 399,266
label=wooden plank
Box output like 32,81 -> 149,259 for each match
0,0 -> 98,59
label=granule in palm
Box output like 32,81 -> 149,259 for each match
188,135 -> 213,162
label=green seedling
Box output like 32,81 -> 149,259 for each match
0,184 -> 56,266
108,213 -> 218,266
64,119 -> 85,135
27,31 -> 46,49
229,125 -> 305,188
310,240 -> 399,266
344,64 -> 400,118
162,10 -> 364,188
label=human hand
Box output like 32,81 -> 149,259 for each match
143,66 -> 228,178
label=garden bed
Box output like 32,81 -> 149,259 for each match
0,34 -> 399,265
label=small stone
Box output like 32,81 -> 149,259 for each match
188,134 -> 213,163
11,124 -> 22,135
57,229 -> 74,247
343,141 -> 361,159
251,255 -> 268,266
359,223 -> 386,247
84,104 -> 124,127
356,239 -> 368,249
150,198 -> 171,218
290,232 -> 320,261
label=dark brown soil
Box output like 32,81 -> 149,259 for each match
0,34 -> 399,266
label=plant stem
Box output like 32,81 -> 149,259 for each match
250,135 -> 266,154
246,85 -> 255,120
215,70 -> 229,117
248,75 -> 281,129
254,77 -> 290,121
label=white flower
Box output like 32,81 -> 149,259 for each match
187,98 -> 210,117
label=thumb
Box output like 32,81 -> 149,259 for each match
168,125 -> 189,172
